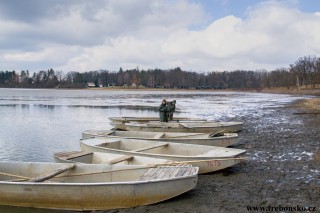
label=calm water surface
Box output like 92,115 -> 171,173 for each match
0,88 -> 305,162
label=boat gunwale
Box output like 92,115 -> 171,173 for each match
109,117 -> 206,121
108,135 -> 238,140
83,132 -> 239,140
80,139 -> 246,160
125,122 -> 243,128
0,164 -> 199,186
0,174 -> 198,186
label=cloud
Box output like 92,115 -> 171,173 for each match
0,0 -> 320,72
0,0 -> 66,22
161,1 -> 320,70
245,2 -> 320,62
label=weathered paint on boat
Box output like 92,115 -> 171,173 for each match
82,130 -> 239,147
80,138 -> 246,174
54,151 -> 243,174
0,162 -> 198,211
111,121 -> 243,133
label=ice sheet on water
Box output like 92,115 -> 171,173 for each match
178,92 -> 308,121
0,89 -> 308,119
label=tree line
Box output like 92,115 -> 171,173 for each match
1,56 -> 319,89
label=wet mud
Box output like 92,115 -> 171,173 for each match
104,101 -> 320,213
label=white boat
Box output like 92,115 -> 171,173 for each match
109,116 -> 207,123
0,161 -> 198,211
82,130 -> 238,147
80,137 -> 246,174
111,121 -> 243,133
54,150 -> 243,174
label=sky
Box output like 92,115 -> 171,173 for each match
0,0 -> 320,73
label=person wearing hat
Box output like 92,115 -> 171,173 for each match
159,99 -> 168,122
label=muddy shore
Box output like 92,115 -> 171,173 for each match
101,99 -> 320,213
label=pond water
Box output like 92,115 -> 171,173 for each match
0,88 -> 306,162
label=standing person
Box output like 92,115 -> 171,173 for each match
159,99 -> 168,122
168,100 -> 176,121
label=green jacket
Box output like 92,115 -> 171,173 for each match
167,101 -> 176,114
159,103 -> 168,122
166,101 -> 176,121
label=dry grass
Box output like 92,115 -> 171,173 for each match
298,98 -> 320,111
261,87 -> 320,96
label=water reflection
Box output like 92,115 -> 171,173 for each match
0,104 -> 157,111
67,105 -> 157,111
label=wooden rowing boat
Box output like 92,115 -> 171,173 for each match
109,116 -> 207,123
54,151 -> 244,174
82,130 -> 239,147
79,138 -> 246,174
111,121 -> 243,133
0,161 -> 198,211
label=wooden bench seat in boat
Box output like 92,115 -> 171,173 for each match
104,155 -> 134,164
28,164 -> 75,182
153,133 -> 165,139
133,143 -> 169,152
54,151 -> 93,160
138,166 -> 196,181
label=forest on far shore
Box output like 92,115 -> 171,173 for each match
1,56 -> 320,90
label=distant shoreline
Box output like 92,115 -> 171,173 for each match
85,87 -> 237,92
2,86 -> 320,96
86,86 -> 320,95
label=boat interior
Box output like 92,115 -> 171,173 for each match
0,162 -> 198,184
55,151 -> 170,165
82,138 -> 245,157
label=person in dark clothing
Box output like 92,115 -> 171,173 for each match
159,99 -> 168,122
167,100 -> 176,121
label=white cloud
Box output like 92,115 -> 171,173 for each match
161,1 -> 320,70
1,0 -> 320,72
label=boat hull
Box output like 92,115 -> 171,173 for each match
54,151 -> 243,174
82,130 -> 239,147
109,116 -> 207,123
0,162 -> 198,211
111,122 -> 243,133
80,139 -> 246,174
